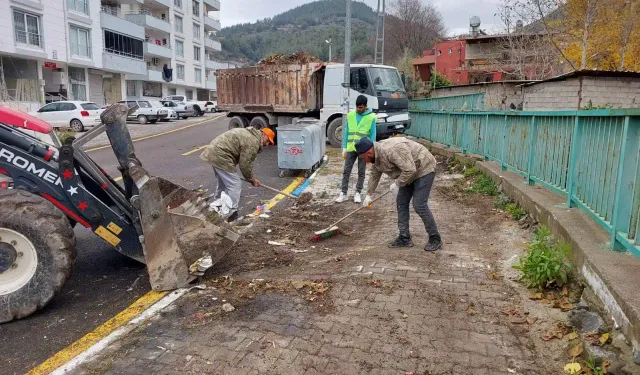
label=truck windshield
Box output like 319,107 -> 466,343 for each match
368,68 -> 405,93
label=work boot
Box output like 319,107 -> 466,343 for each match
424,234 -> 443,252
335,192 -> 347,203
353,192 -> 362,203
388,236 -> 414,248
227,211 -> 239,223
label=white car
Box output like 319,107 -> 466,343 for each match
29,101 -> 103,132
205,101 -> 218,113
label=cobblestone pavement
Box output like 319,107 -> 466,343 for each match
74,152 -> 562,375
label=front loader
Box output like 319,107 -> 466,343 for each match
0,104 -> 239,323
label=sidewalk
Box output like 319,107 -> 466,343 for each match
71,149 -> 583,375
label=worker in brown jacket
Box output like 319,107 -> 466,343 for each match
355,137 -> 442,251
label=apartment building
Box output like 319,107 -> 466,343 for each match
0,0 -> 222,109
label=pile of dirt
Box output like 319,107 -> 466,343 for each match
259,52 -> 320,65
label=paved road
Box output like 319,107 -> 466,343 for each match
0,116 -> 298,375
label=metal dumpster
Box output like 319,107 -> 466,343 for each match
277,118 -> 326,178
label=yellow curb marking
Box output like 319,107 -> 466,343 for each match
253,176 -> 306,215
26,291 -> 167,375
181,145 -> 208,156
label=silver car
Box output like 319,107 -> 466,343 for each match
160,100 -> 195,119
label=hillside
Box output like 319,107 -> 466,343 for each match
219,0 -> 376,63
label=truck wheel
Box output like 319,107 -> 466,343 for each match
228,116 -> 249,130
249,116 -> 269,129
327,117 -> 344,148
137,115 -> 148,124
0,190 -> 76,323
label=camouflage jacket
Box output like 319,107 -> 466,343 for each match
200,127 -> 263,181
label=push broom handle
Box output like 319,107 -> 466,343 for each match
242,179 -> 298,199
323,191 -> 391,231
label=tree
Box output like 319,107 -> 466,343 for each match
385,0 -> 446,63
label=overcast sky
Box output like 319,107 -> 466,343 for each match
217,0 -> 504,36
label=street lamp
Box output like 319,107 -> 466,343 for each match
325,38 -> 332,62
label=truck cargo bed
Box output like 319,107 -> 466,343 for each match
216,63 -> 325,114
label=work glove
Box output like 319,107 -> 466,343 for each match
363,195 -> 373,208
390,182 -> 399,196
342,148 -> 347,160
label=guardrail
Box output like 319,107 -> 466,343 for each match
407,108 -> 640,257
410,93 -> 485,111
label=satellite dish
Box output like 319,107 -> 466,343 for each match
470,16 -> 481,27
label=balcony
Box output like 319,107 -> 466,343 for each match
205,37 -> 221,51
144,42 -> 173,59
148,69 -> 166,83
125,12 -> 171,34
203,0 -> 220,11
102,52 -> 147,75
100,8 -> 145,39
205,79 -> 217,90
146,0 -> 170,8
204,16 -> 221,31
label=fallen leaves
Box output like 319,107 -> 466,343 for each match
567,332 -> 579,340
542,322 -> 572,341
567,342 -> 583,358
564,362 -> 582,374
584,332 -> 610,347
488,271 -> 502,280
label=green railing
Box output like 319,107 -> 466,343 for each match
410,93 -> 485,111
407,108 -> 640,257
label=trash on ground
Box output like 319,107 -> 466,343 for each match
268,241 -> 285,246
222,303 -> 235,312
208,191 -> 233,216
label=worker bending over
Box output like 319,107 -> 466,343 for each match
200,127 -> 275,222
336,95 -> 376,204
355,137 -> 442,252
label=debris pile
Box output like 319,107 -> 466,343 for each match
259,52 -> 320,65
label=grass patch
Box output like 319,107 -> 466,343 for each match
505,202 -> 526,220
494,193 -> 511,210
513,226 -> 572,290
55,129 -> 77,144
466,174 -> 499,196
463,166 -> 479,178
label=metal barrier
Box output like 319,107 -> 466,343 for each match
407,108 -> 640,257
410,93 -> 485,111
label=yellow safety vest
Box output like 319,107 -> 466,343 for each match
346,111 -> 375,152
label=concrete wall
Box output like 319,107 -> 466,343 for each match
432,82 -> 524,111
523,76 -> 640,110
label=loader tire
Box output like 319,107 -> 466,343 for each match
0,190 -> 76,323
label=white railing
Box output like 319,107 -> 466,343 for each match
14,30 -> 42,48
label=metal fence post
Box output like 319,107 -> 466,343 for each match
446,113 -> 451,147
483,114 -> 489,161
428,112 -> 433,141
526,116 -> 536,185
566,116 -> 582,208
462,114 -> 468,154
500,115 -> 508,170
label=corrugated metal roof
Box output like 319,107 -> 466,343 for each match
434,80 -> 536,90
522,69 -> 640,86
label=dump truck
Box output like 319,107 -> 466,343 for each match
216,63 -> 411,147
0,105 -> 239,323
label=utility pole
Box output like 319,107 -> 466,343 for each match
326,38 -> 332,62
374,0 -> 385,65
342,0 -> 351,135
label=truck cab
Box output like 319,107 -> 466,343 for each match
321,64 -> 411,147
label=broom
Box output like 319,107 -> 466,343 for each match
312,191 -> 391,242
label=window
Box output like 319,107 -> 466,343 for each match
437,50 -> 441,56
185,89 -> 193,100
104,30 -> 144,59
350,67 -> 369,94
67,0 -> 89,15
125,100 -> 137,108
81,103 -> 100,110
192,1 -> 200,16
194,46 -> 201,61
194,68 -> 201,83
70,26 -> 91,57
193,23 -> 200,39
176,40 -> 184,57
174,0 -> 182,8
143,83 -> 162,97
59,103 -> 77,111
458,49 -> 461,55
175,15 -> 183,33
126,81 -> 137,97
68,67 -> 87,101
13,10 -> 42,48
448,48 -> 452,55
39,103 -> 60,112
138,100 -> 153,108
177,64 -> 185,80
168,88 -> 177,96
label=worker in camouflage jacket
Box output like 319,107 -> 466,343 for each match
200,127 -> 275,222
355,136 -> 442,252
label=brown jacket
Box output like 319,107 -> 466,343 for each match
367,137 -> 437,195
200,127 -> 263,181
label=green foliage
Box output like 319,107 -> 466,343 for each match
505,203 -> 526,220
220,0 -> 376,63
513,226 -> 573,290
466,174 -> 499,196
494,193 -> 511,210
584,356 -> 606,375
581,100 -> 614,110
463,167 -> 479,178
429,72 -> 453,89
55,130 -> 76,144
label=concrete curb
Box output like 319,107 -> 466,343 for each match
414,138 -> 640,355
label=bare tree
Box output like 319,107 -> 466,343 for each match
385,0 -> 446,62
617,0 -> 638,70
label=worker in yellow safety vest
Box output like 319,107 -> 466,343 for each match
336,95 -> 377,203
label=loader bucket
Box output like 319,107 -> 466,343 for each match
101,104 -> 240,291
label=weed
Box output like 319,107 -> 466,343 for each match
55,130 -> 77,144
466,174 -> 499,196
464,167 -> 479,178
513,226 -> 573,290
584,356 -> 608,375
494,193 -> 511,210
505,203 -> 526,220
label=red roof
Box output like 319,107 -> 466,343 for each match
0,106 -> 52,134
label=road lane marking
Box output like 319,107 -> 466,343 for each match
85,114 -> 226,153
27,290 -> 169,375
182,145 -> 208,156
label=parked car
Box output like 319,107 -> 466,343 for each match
205,101 -> 218,113
118,100 -> 168,124
160,100 -> 195,119
163,95 -> 208,116
29,101 -> 103,132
